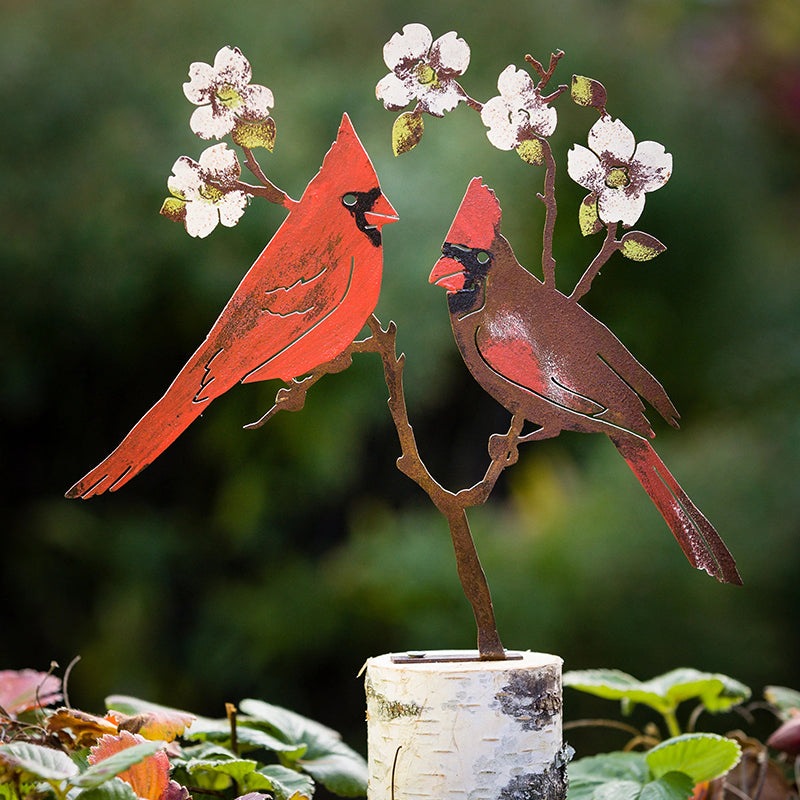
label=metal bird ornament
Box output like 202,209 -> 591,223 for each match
67,113 -> 397,499
430,177 -> 741,585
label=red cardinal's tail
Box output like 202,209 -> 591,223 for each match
610,432 -> 741,585
66,349 -> 225,499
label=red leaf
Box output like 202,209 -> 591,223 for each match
0,670 -> 62,716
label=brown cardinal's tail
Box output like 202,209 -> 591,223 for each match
610,432 -> 741,584
65,350 -> 226,499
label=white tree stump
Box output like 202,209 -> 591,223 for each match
365,651 -> 570,800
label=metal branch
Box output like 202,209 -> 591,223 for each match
570,222 -> 620,301
254,314 -> 521,659
538,137 -> 559,286
242,146 -> 293,206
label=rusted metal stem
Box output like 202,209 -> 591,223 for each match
570,222 -> 620,301
258,314 -> 514,659
242,146 -> 292,206
538,138 -> 558,286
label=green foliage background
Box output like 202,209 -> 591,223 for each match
3,0 -> 799,756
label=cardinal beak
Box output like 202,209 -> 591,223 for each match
364,193 -> 399,230
429,256 -> 466,292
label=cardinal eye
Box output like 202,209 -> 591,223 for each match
342,193 -> 358,207
476,251 -> 490,264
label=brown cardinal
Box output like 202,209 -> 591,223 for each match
67,114 -> 397,499
429,177 -> 740,584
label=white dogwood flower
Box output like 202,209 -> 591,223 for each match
481,65 -> 558,150
567,116 -> 672,227
376,23 -> 470,117
162,144 -> 248,238
183,46 -> 274,140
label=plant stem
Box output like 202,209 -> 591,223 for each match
662,709 -> 682,738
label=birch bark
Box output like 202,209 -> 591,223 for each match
365,651 -> 571,800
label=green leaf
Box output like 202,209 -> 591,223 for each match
563,669 -> 750,716
579,193 -> 603,236
231,117 -> 276,151
646,733 -> 741,784
74,741 -> 162,788
184,757 -> 259,786
644,670 -> 750,714
0,742 -> 79,782
619,232 -> 666,262
391,112 -> 423,156
638,773 -> 695,800
76,777 -> 140,800
764,685 -> 800,719
571,75 -> 607,110
570,752 -> 649,785
256,764 -> 315,800
569,752 -> 649,800
239,699 -> 367,796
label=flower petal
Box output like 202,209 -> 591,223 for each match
429,31 -> 470,75
383,23 -> 432,71
376,72 -> 415,110
588,116 -> 636,161
598,188 -> 645,227
168,156 -> 203,197
189,104 -> 235,140
183,61 -> 215,103
530,103 -> 558,137
239,84 -> 274,119
218,191 -> 248,227
632,140 -> 673,192
420,83 -> 465,117
184,201 -> 220,238
198,143 -> 240,182
567,144 -> 604,191
213,46 -> 252,89
497,64 -> 535,99
481,96 -> 517,150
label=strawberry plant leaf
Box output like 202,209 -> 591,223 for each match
238,699 -> 367,796
568,752 -> 649,800
638,773 -> 694,800
0,741 -> 79,782
563,669 -> 750,716
764,686 -> 800,720
76,777 -> 140,800
75,741 -> 163,788
646,733 -> 741,784
256,765 -> 315,800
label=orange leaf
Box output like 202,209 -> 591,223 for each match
89,732 -> 170,800
117,709 -> 195,743
47,708 -> 119,749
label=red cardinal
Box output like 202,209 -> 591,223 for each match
67,113 -> 397,499
429,177 -> 740,584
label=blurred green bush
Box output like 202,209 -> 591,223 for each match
2,0 -> 799,757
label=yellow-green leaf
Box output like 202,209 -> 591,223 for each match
619,231 -> 667,261
231,117 -> 277,151
579,193 -> 603,236
159,197 -> 186,223
392,112 -> 424,156
571,75 -> 607,110
516,138 -> 545,166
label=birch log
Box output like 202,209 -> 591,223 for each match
365,651 -> 570,800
